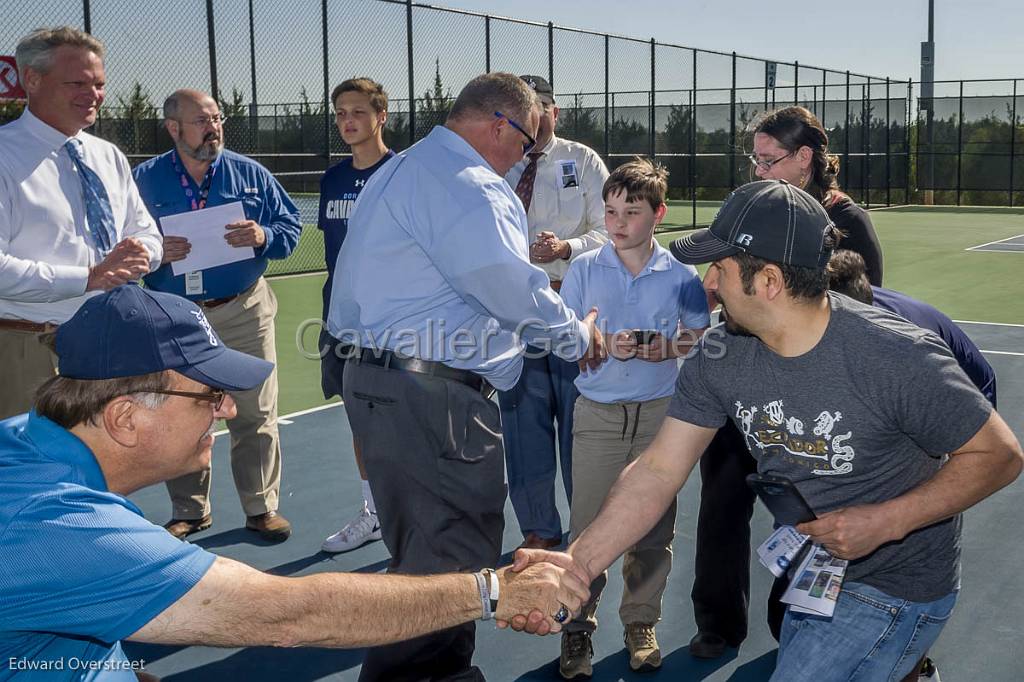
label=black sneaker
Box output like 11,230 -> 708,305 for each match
559,630 -> 593,679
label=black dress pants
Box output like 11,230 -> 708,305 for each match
343,361 -> 506,681
691,421 -> 788,645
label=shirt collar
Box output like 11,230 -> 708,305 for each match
595,241 -> 674,275
20,107 -> 79,152
22,411 -> 110,492
536,136 -> 557,155
431,125 -> 499,175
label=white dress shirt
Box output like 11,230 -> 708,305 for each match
505,135 -> 609,282
0,109 -> 162,324
328,126 -> 589,391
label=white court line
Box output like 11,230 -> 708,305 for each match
213,401 -> 342,437
954,319 -> 1024,328
965,233 -> 1024,251
981,350 -> 1024,357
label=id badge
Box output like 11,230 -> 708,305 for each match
559,160 -> 579,189
185,271 -> 204,296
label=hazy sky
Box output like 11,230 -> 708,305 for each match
435,0 -> 1022,84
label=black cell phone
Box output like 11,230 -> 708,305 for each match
745,473 -> 817,526
632,329 -> 658,345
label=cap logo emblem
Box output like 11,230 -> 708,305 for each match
190,309 -> 219,347
736,233 -> 754,246
527,78 -> 537,89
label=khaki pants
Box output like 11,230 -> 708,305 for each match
165,277 -> 282,519
0,328 -> 58,420
567,394 -> 676,631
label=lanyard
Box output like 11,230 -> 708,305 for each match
171,150 -> 217,211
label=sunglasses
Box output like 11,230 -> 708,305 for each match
494,111 -> 537,154
145,388 -> 227,410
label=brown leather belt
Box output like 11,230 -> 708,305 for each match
197,294 -> 239,309
550,280 -> 562,293
0,319 -> 58,333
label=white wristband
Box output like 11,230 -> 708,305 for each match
474,571 -> 492,620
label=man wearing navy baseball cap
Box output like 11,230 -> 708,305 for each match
510,180 -> 1022,680
0,284 -> 591,678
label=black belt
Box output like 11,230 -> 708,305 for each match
353,348 -> 491,396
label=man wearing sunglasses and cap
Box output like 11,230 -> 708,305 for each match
508,179 -> 1022,680
0,284 -> 591,679
497,75 -> 610,555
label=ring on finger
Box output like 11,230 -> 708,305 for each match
552,604 -> 570,624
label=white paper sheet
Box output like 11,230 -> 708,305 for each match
161,202 -> 255,276
780,542 -> 848,617
756,525 -> 810,578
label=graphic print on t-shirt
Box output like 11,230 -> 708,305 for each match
735,399 -> 856,476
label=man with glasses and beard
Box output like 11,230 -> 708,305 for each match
133,89 -> 302,544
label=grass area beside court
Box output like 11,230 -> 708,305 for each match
267,203 -> 1023,414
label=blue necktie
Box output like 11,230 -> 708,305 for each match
64,139 -> 115,254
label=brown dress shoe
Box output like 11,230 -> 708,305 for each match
246,511 -> 292,542
164,515 -> 212,540
519,532 -> 562,550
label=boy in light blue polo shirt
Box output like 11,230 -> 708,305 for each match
556,158 -> 709,678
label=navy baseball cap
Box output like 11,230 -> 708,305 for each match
670,180 -> 835,269
520,75 -> 554,104
56,285 -> 273,391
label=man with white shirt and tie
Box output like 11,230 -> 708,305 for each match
0,27 -> 162,419
500,75 -> 610,550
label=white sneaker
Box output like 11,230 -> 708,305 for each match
321,507 -> 382,553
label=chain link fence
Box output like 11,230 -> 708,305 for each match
2,0 -> 951,277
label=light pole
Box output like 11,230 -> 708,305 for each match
921,0 -> 935,204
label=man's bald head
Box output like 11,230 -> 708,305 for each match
163,89 -> 216,121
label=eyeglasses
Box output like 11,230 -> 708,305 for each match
748,151 -> 794,171
144,388 -> 227,410
180,114 -> 228,128
494,111 -> 537,154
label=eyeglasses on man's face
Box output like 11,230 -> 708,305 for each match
180,114 -> 227,128
144,388 -> 227,410
494,111 -> 537,154
748,150 -> 794,171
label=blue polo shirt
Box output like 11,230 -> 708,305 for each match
133,149 -> 302,301
560,242 -> 710,403
0,413 -> 216,681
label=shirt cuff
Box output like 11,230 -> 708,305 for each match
54,264 -> 92,299
564,238 -> 582,260
256,226 -> 274,256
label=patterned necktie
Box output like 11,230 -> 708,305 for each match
514,152 -> 545,214
64,139 -> 115,254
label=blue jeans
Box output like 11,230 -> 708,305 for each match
497,348 -> 578,539
773,581 -> 957,681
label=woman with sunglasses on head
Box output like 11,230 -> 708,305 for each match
750,105 -> 884,286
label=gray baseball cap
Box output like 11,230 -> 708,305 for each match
670,180 -> 835,269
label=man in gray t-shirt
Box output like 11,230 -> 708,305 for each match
505,180 -> 1022,681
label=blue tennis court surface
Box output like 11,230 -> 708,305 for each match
966,233 -> 1024,253
124,323 -> 1024,681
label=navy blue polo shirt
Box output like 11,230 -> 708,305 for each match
872,286 -> 997,406
0,413 -> 216,680
133,149 -> 302,301
317,152 -> 395,319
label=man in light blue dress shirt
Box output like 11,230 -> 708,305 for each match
328,72 -> 604,682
